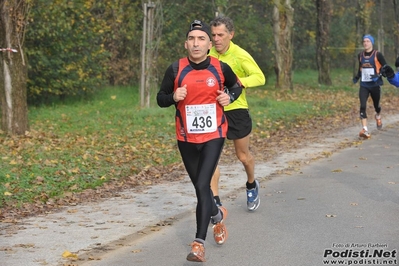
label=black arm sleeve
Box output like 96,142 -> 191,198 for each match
156,64 -> 176,107
221,62 -> 243,102
355,53 -> 361,78
377,52 -> 387,67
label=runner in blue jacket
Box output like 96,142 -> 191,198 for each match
381,60 -> 399,86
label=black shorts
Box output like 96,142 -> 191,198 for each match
225,109 -> 252,140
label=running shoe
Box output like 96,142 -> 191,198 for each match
359,129 -> 371,139
212,206 -> 228,245
219,205 -> 228,220
375,115 -> 382,130
186,241 -> 205,262
247,180 -> 260,211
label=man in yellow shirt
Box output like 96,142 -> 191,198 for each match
209,16 -> 265,211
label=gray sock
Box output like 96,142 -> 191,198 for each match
210,209 -> 222,224
194,238 -> 205,245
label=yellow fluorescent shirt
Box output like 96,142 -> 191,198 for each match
209,41 -> 265,111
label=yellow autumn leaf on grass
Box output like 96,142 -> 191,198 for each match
62,250 -> 78,259
71,167 -> 80,174
9,160 -> 17,165
4,191 -> 12,196
111,95 -> 116,100
143,142 -> 152,149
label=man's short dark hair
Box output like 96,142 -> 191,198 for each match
209,16 -> 235,33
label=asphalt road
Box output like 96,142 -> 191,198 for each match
2,118 -> 399,266
79,122 -> 399,266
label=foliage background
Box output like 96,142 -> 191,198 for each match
23,0 -> 398,103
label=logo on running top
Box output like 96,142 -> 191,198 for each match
206,77 -> 216,87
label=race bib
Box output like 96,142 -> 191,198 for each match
361,68 -> 375,82
185,103 -> 217,133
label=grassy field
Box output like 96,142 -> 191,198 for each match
1,69 -> 399,217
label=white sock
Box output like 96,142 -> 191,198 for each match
363,126 -> 368,131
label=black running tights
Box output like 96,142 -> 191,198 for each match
177,138 -> 224,241
359,85 -> 381,119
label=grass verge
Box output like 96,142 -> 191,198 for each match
1,69 -> 399,217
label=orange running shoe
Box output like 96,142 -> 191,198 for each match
212,206 -> 228,245
186,241 -> 205,262
375,114 -> 382,130
219,206 -> 228,220
359,128 -> 371,139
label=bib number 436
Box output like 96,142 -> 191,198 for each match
186,103 -> 217,133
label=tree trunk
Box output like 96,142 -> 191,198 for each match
272,0 -> 294,91
0,0 -> 29,135
316,0 -> 332,85
393,0 -> 399,57
140,2 -> 156,108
